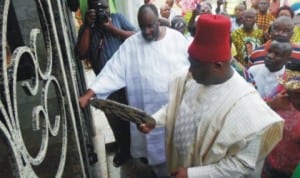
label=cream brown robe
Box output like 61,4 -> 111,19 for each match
154,70 -> 284,177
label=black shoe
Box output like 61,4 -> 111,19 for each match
113,152 -> 131,167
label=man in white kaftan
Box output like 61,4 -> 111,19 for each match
79,4 -> 189,176
249,64 -> 285,98
248,40 -> 292,100
139,14 -> 284,178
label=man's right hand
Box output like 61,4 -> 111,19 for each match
79,89 -> 96,108
137,123 -> 155,134
84,9 -> 96,27
266,90 -> 289,110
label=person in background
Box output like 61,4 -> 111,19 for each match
186,1 -> 212,39
275,5 -> 300,43
171,15 -> 193,43
269,0 -> 280,17
199,1 -> 212,14
160,3 -> 171,20
262,60 -> 300,178
215,0 -> 228,15
79,4 -> 189,177
256,0 -> 275,42
249,16 -> 300,67
166,0 -> 182,20
187,8 -> 200,38
75,0 -> 135,75
171,15 -> 186,34
74,0 -> 136,167
139,14 -> 284,178
248,40 -> 292,101
159,4 -> 171,26
230,3 -> 246,32
231,8 -> 263,66
251,0 -> 259,10
276,5 -> 294,17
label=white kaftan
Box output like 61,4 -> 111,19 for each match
89,27 -> 189,165
248,64 -> 285,99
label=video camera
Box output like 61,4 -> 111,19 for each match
95,2 -> 109,24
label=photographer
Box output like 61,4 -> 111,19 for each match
75,0 -> 136,167
75,0 -> 136,74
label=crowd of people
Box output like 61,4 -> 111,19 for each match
75,0 -> 300,177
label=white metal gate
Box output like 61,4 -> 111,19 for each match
0,0 -> 96,177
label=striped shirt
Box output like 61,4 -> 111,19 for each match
249,40 -> 300,67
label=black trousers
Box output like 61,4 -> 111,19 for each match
106,88 -> 130,156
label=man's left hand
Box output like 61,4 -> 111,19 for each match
171,167 -> 188,178
102,19 -> 115,31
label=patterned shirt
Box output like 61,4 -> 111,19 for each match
174,79 -> 221,158
256,13 -> 274,33
231,28 -> 263,66
291,26 -> 300,44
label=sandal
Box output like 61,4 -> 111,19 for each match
113,153 -> 131,167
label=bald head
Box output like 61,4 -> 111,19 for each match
234,4 -> 246,20
242,8 -> 257,30
235,3 -> 246,10
265,40 -> 292,72
271,40 -> 292,54
270,16 -> 294,42
244,8 -> 257,15
138,4 -> 159,20
272,16 -> 294,29
138,4 -> 160,41
160,4 -> 170,19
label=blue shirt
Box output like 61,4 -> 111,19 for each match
77,13 -> 136,74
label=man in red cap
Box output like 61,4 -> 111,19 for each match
139,14 -> 284,178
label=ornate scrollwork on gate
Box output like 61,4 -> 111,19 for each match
0,0 -> 92,177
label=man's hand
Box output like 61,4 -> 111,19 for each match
102,19 -> 133,39
263,31 -> 271,42
84,9 -> 96,27
79,89 -> 96,108
171,167 -> 188,178
137,123 -> 155,134
102,19 -> 114,30
266,90 -> 289,110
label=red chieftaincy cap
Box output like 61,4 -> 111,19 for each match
188,14 -> 231,62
